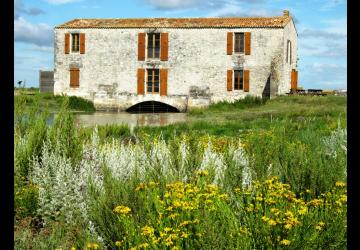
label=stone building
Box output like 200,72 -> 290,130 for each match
54,10 -> 298,112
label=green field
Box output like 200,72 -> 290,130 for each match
14,93 -> 347,249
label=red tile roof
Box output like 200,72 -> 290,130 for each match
56,16 -> 292,29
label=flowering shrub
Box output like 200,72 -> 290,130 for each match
104,175 -> 346,249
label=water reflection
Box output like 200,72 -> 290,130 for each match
73,112 -> 188,127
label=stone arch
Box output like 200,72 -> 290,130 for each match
126,101 -> 180,113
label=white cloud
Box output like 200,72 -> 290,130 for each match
14,17 -> 53,46
144,0 -> 264,10
300,63 -> 347,89
44,0 -> 81,5
15,0 -> 45,19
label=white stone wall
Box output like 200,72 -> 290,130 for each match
54,25 -> 297,111
280,19 -> 298,94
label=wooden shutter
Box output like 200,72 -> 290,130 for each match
138,33 -> 146,61
227,70 -> 233,91
160,68 -> 168,96
80,33 -> 85,54
245,32 -> 251,55
65,33 -> 70,54
137,68 -> 145,95
290,69 -> 295,90
227,32 -> 233,55
70,68 -> 79,87
244,70 -> 250,92
160,33 -> 168,61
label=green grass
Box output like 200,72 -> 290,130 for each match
14,89 -> 96,113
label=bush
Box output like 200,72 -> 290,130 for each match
68,96 -> 96,112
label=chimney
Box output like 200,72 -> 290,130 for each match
283,10 -> 290,17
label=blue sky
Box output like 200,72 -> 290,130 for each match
14,0 -> 347,90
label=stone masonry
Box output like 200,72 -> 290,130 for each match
54,11 -> 298,112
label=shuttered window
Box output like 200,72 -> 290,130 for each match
146,69 -> 160,93
234,70 -> 244,90
234,33 -> 244,53
70,68 -> 79,88
71,33 -> 80,52
147,33 -> 160,59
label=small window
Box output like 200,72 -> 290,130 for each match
234,70 -> 244,90
147,33 -> 160,59
146,69 -> 160,93
234,33 -> 245,53
287,40 -> 292,64
71,33 -> 80,53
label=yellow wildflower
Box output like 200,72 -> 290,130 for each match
135,183 -> 146,191
115,241 -> 122,247
141,225 -> 155,236
181,232 -> 189,238
284,223 -> 292,230
113,205 -> 131,216
261,216 -> 270,222
164,227 -> 172,233
335,181 -> 346,187
318,221 -> 325,227
298,206 -> 308,215
196,170 -> 209,176
180,221 -> 192,227
71,247 -> 76,250
234,187 -> 241,193
280,239 -> 291,246
316,225 -> 322,231
268,219 -> 277,226
137,243 -> 149,249
169,213 -> 179,219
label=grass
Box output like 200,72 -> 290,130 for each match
14,94 -> 347,249
14,88 -> 96,113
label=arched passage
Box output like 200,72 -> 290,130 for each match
126,101 -> 180,113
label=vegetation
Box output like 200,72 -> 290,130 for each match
14,95 -> 347,249
14,89 -> 96,113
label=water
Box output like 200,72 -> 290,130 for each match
73,112 -> 188,127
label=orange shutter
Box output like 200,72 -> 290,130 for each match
227,32 -> 233,55
290,69 -> 295,90
227,70 -> 233,91
137,69 -> 145,95
70,68 -> 79,87
245,32 -> 251,55
160,33 -> 168,61
80,33 -> 85,54
138,33 -> 146,61
160,68 -> 168,96
65,33 -> 70,54
294,70 -> 298,90
244,70 -> 250,92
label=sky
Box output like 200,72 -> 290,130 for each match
14,0 -> 347,90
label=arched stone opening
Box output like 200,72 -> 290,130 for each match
126,101 -> 180,113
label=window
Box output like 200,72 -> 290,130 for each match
234,33 -> 245,53
287,40 -> 292,64
147,33 -> 160,59
71,33 -> 80,53
234,70 -> 244,90
146,69 -> 159,93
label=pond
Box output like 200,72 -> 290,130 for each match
73,112 -> 188,127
